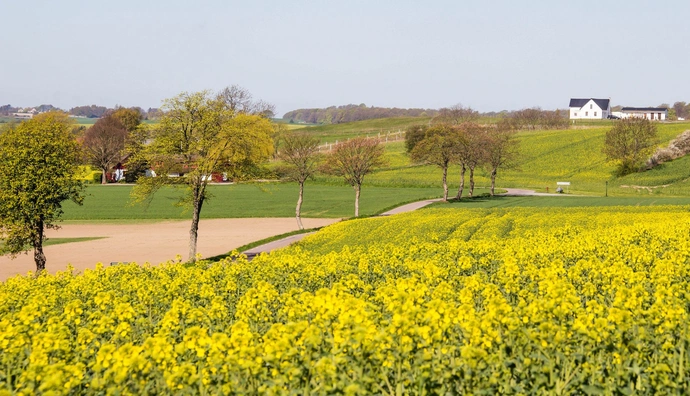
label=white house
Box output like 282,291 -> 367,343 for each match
620,107 -> 668,121
569,98 -> 611,120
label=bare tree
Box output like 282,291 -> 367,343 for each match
435,104 -> 479,125
484,122 -> 519,196
217,85 -> 276,118
410,125 -> 460,201
455,123 -> 486,198
323,137 -> 386,217
81,115 -> 128,184
279,133 -> 322,229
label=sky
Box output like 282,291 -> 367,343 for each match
1,0 -> 689,116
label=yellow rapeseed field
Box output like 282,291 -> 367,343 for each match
1,206 -> 690,394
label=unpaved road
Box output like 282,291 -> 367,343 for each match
0,218 -> 338,281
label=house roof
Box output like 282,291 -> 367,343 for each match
621,107 -> 668,112
569,98 -> 610,110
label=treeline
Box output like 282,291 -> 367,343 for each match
283,104 -> 438,124
0,104 -> 164,120
406,121 -> 520,200
501,108 -> 569,130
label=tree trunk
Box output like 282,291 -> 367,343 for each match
354,184 -> 361,217
101,167 -> 108,184
188,186 -> 204,262
456,164 -> 466,199
442,165 -> 448,201
490,168 -> 497,196
32,221 -> 46,274
469,166 -> 475,197
296,181 -> 304,230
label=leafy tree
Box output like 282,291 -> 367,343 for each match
132,90 -> 274,262
404,124 -> 428,153
81,114 -> 128,184
323,137 -> 386,217
455,123 -> 487,198
410,125 -> 459,201
603,118 -> 659,176
69,105 -> 109,118
110,107 -> 143,132
278,133 -> 322,229
484,122 -> 520,196
0,113 -> 84,273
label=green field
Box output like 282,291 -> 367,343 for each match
61,184 -> 442,220
307,120 -> 690,196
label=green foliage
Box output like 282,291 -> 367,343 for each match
0,113 -> 84,271
131,90 -> 275,260
404,124 -> 428,153
604,118 -> 659,176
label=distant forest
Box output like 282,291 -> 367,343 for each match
283,104 -> 439,124
0,104 -> 162,120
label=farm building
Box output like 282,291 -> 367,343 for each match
620,107 -> 668,121
569,98 -> 610,120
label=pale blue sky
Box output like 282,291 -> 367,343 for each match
1,0 -> 688,115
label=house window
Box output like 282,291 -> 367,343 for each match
590,104 -> 593,109
585,111 -> 588,116
594,112 -> 597,117
574,112 -> 578,117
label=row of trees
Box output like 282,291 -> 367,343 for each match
283,104 -> 439,124
0,86 -> 389,271
0,104 -> 166,120
406,122 -> 519,201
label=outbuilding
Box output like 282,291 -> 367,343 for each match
620,107 -> 668,121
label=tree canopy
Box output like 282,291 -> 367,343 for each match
603,118 -> 659,176
0,112 -> 84,272
132,90 -> 274,261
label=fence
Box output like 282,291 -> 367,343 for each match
316,130 -> 405,152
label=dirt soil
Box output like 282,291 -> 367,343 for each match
0,218 -> 339,281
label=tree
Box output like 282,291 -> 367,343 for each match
323,137 -> 386,217
434,104 -> 479,125
110,107 -> 143,132
410,125 -> 459,201
132,90 -> 274,262
673,101 -> 688,119
278,133 -> 322,229
217,85 -> 276,118
603,118 -> 659,176
484,122 -> 520,196
81,114 -> 129,184
404,124 -> 428,153
455,122 -> 487,198
0,113 -> 84,273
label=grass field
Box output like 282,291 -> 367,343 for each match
0,237 -> 105,250
310,121 -> 690,196
61,184 -> 442,220
428,194 -> 690,209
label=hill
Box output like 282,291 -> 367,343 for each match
304,118 -> 690,196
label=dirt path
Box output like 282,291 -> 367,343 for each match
0,218 -> 338,281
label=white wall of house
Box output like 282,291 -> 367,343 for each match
570,99 -> 609,119
621,110 -> 667,121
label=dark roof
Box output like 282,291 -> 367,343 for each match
569,98 -> 610,110
621,107 -> 668,112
